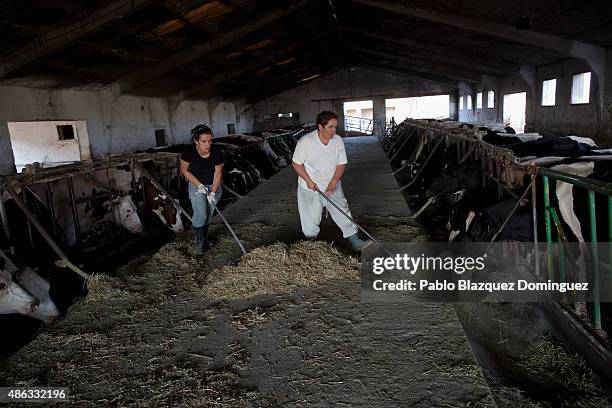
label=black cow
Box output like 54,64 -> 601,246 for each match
426,162 -> 483,198
448,196 -> 532,243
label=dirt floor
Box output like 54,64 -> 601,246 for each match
0,222 -> 495,407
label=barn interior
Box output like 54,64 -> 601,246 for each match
1,0 -> 612,406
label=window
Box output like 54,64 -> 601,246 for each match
541,79 -> 556,106
277,112 -> 293,118
155,129 -> 166,147
57,125 -> 75,140
227,124 -> 236,134
487,90 -> 495,108
467,94 -> 472,110
385,95 -> 450,121
476,92 -> 482,109
459,96 -> 463,110
571,72 -> 591,104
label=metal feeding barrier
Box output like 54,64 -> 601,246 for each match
541,167 -> 612,332
382,118 -> 612,335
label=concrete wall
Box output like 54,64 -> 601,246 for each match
458,75 -> 499,123
457,55 -> 612,146
0,85 -> 249,175
534,59 -> 601,140
7,120 -> 91,171
251,66 -> 456,133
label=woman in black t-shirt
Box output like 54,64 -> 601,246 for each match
180,124 -> 224,254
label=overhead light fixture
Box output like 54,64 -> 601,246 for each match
277,58 -> 296,66
300,73 -> 320,82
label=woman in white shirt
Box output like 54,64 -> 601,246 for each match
292,111 -> 371,250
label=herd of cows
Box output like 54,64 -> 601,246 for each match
385,119 -> 611,247
384,119 -> 611,329
0,126 -> 306,334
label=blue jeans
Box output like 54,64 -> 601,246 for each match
188,183 -> 222,228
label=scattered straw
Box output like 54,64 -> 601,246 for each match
203,240 -> 360,301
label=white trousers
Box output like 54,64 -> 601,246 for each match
297,184 -> 358,239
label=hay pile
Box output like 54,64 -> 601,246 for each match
356,215 -> 429,242
490,335 -> 612,408
456,302 -> 612,407
0,224 -> 364,406
203,241 -> 360,301
514,335 -> 611,406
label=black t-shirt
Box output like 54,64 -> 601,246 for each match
180,144 -> 225,184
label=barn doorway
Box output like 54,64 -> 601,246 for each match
7,120 -> 92,173
385,95 -> 450,124
502,92 -> 527,133
343,100 -> 373,135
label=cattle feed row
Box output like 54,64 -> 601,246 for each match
139,126 -> 306,198
385,118 -> 611,244
0,126 -> 308,333
384,119 -> 612,334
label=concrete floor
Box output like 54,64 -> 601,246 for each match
214,136 -> 495,405
220,136 -> 412,245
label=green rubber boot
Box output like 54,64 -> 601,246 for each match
347,233 -> 373,251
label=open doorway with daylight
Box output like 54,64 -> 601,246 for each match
502,92 -> 527,133
385,95 -> 450,125
7,120 -> 92,173
343,100 -> 373,135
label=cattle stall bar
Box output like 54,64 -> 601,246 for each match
0,152 -> 183,275
383,119 -> 518,199
538,167 -> 612,333
382,118 -> 612,338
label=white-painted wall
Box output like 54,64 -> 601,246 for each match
7,120 -> 91,172
251,66 -> 456,131
0,85 -> 250,175
210,101 -> 238,137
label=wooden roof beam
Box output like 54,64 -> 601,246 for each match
354,63 -> 458,88
183,29 -> 337,100
350,0 -> 607,108
342,27 -> 520,75
350,47 -> 482,83
0,0 -> 155,78
118,0 -> 316,94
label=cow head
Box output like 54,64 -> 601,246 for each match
0,259 -> 39,316
426,171 -> 461,198
16,267 -> 61,325
108,196 -> 143,234
144,183 -> 184,233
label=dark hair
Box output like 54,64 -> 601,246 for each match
191,124 -> 212,142
316,111 -> 338,128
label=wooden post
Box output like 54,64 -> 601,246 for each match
0,189 -> 15,255
67,176 -> 81,244
6,186 -> 89,279
176,155 -> 182,195
45,184 -> 58,237
105,166 -> 120,234
22,189 -> 34,251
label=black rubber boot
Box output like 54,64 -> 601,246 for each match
194,226 -> 205,255
201,225 -> 210,251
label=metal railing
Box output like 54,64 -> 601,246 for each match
344,115 -> 373,134
541,168 -> 612,332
